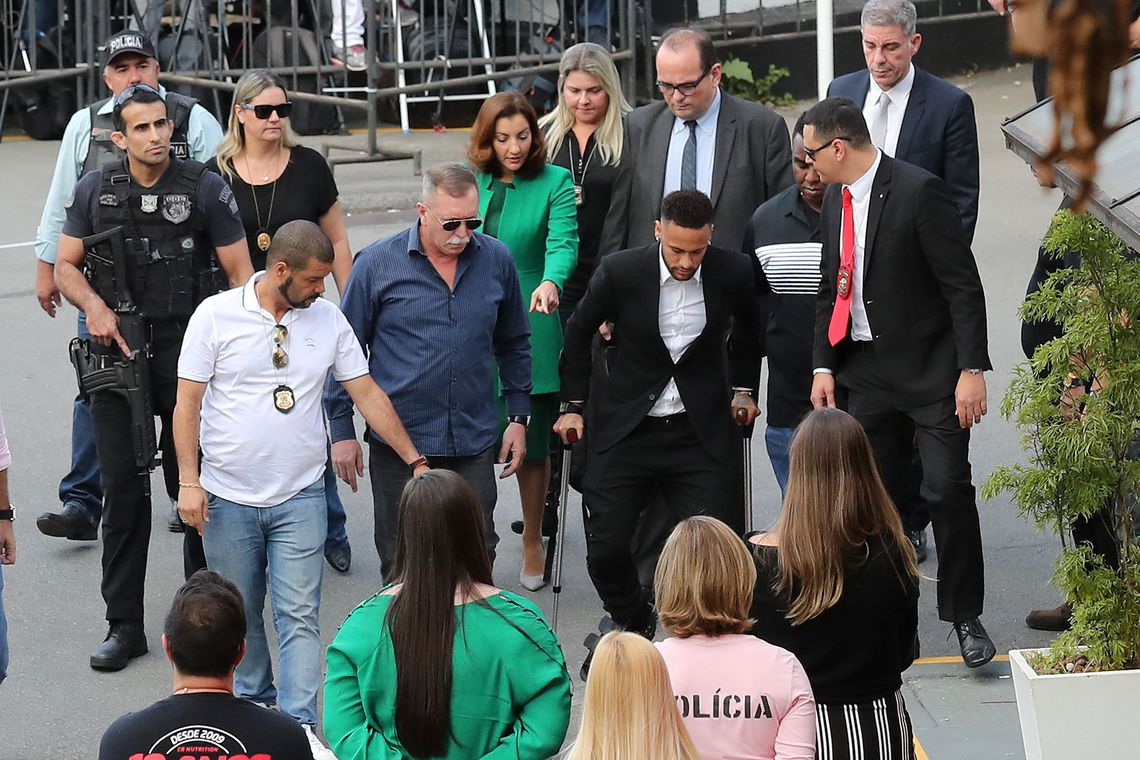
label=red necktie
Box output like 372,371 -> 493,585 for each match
828,187 -> 856,347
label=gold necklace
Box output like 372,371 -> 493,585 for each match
243,150 -> 282,252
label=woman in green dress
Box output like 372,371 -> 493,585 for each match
468,92 -> 579,591
323,470 -> 571,759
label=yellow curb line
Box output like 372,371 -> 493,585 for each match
915,737 -> 931,760
913,654 -> 1010,665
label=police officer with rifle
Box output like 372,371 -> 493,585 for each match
34,30 -> 223,542
55,84 -> 251,672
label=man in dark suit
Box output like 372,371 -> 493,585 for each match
555,191 -> 761,676
599,26 -> 793,254
827,0 -> 979,243
804,98 -> 996,667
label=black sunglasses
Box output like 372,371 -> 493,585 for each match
656,68 -> 710,97
426,206 -> 483,232
271,324 -> 288,369
113,83 -> 162,108
240,102 -> 294,120
803,136 -> 852,161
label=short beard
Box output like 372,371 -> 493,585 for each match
278,275 -> 317,309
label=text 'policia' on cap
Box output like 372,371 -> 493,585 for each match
101,32 -> 158,67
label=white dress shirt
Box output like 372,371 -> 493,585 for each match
664,89 -> 722,197
845,149 -> 883,342
862,65 -> 915,157
649,249 -> 706,417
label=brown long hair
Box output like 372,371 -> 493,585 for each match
467,91 -> 547,179
773,408 -> 917,625
386,470 -> 493,757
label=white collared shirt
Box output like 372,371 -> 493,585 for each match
664,89 -> 722,197
650,249 -> 706,417
844,149 -> 883,342
177,273 -> 370,508
862,65 -> 915,157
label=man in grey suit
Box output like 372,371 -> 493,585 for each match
599,27 -> 794,254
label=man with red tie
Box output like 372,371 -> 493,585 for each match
804,97 -> 995,668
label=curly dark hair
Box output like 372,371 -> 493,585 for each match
661,190 -> 714,229
467,92 -> 547,179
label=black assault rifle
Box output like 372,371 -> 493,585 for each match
69,226 -> 160,493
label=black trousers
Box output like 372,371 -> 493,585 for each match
583,413 -> 733,626
841,346 -> 985,623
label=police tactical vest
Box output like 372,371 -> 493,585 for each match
87,158 -> 225,321
83,92 -> 197,177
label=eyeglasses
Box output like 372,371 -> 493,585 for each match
802,136 -> 852,161
656,68 -> 710,97
239,102 -> 293,120
271,324 -> 288,369
425,206 -> 483,232
113,82 -> 162,108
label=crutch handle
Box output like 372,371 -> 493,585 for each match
735,407 -> 756,439
564,428 -> 579,446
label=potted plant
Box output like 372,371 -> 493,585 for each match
984,210 -> 1140,760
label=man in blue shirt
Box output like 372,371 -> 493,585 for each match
32,31 -> 223,542
328,162 -> 532,580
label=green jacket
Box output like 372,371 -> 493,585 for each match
477,164 -> 579,394
324,590 -> 572,759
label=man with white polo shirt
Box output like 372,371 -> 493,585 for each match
172,220 -> 428,758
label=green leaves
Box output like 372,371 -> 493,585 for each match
719,57 -> 795,107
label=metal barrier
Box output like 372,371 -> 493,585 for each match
0,0 -> 998,143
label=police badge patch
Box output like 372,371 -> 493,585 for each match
140,194 -> 159,213
162,194 -> 192,224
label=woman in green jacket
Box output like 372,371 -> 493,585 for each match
323,470 -> 572,759
468,92 -> 579,591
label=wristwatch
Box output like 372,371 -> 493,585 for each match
0,506 -> 13,521
507,415 -> 531,428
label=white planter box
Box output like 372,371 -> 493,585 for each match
1010,648 -> 1140,760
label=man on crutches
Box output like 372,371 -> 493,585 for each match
553,190 -> 762,681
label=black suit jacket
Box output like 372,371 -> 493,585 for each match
598,92 -> 793,255
561,244 -> 762,461
812,155 -> 990,406
828,67 -> 980,242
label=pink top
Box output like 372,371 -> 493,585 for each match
0,403 -> 9,471
656,634 -> 816,760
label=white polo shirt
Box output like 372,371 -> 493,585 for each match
178,273 -> 369,508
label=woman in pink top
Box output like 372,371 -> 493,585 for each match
655,516 -> 816,760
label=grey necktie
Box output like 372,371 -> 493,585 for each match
680,120 -> 698,191
869,91 -> 890,152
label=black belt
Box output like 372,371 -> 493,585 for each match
642,412 -> 688,426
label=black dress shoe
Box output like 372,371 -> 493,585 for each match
908,529 -> 928,564
90,621 -> 148,671
953,618 -> 996,668
1026,603 -> 1072,631
325,541 -> 352,574
37,503 -> 98,541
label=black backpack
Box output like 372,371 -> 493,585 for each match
251,27 -> 342,135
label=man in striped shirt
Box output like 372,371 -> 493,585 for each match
742,113 -> 827,493
328,163 -> 533,580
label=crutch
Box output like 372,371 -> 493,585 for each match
736,408 -> 754,534
550,427 -> 579,634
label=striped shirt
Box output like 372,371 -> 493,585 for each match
327,224 -> 532,457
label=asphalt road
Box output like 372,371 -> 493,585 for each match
0,63 -> 1069,757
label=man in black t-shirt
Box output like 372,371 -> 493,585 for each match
99,571 -> 316,760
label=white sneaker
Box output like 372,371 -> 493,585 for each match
302,724 -> 339,760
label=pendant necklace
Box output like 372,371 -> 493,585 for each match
258,305 -> 295,414
568,132 -> 597,207
244,150 -> 281,252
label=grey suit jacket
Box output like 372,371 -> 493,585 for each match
598,90 -> 793,256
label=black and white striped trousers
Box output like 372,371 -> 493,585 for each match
815,690 -> 915,760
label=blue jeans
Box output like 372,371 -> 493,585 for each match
765,425 -> 796,497
324,445 -> 349,552
60,311 -> 103,526
202,480 -> 327,726
0,564 -> 8,685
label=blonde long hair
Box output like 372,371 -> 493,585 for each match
213,69 -> 301,183
538,42 -> 631,166
774,408 -> 918,625
564,632 -> 700,760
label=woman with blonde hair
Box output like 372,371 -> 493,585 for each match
207,68 -> 357,575
562,631 -> 700,760
655,516 -> 815,760
750,408 -> 920,760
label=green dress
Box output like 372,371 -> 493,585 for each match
323,590 -> 572,759
477,164 -> 579,395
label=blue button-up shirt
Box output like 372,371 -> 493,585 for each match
328,223 -> 533,457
